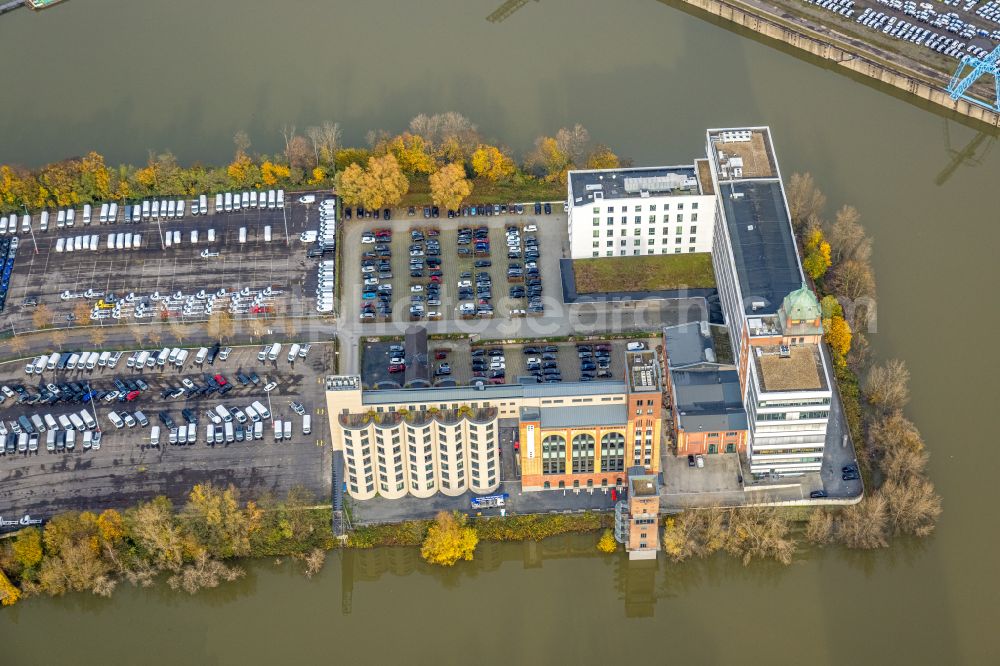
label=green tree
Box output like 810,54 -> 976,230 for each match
420,511 -> 478,566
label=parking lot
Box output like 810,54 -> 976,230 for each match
361,336 -> 659,388
1,193 -> 335,331
0,341 -> 335,517
342,205 -> 567,329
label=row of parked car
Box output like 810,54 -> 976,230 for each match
0,236 -> 16,313
1,404 -> 104,456
359,227 -> 396,322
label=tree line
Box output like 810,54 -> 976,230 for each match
0,484 -> 332,607
0,113 -> 623,215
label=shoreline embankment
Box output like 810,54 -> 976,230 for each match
667,0 -> 1000,128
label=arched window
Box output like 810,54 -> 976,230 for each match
600,432 -> 626,472
571,433 -> 596,473
542,434 -> 566,475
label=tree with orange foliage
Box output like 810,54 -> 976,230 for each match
470,144 -> 515,182
429,163 -> 473,211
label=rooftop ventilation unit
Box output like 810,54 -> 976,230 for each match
623,174 -> 688,194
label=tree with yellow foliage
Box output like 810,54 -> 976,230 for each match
470,144 -> 516,182
261,160 -> 291,186
79,151 -> 113,201
420,511 -> 478,566
824,316 -> 852,364
429,163 -> 473,212
596,529 -> 617,554
0,570 -> 21,606
181,483 -> 253,559
335,155 -> 409,210
382,132 -> 435,175
227,152 -> 259,189
586,144 -> 620,170
308,166 -> 328,186
12,527 -> 44,572
529,136 -> 571,183
802,226 -> 832,280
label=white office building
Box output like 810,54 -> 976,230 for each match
566,165 -> 717,259
704,127 -> 833,476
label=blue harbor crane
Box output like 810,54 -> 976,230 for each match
946,44 -> 1000,113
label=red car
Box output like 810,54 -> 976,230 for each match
125,390 -> 141,402
488,377 -> 505,385
214,374 -> 227,386
388,364 -> 405,373
434,350 -> 448,360
429,275 -> 442,284
375,229 -> 392,238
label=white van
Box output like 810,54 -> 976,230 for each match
241,192 -> 250,208
277,189 -> 285,208
106,235 -> 114,250
167,200 -> 176,218
283,420 -> 292,440
83,431 -> 93,450
46,355 -> 59,371
40,210 -> 49,231
151,200 -> 160,218
132,234 -> 142,249
69,412 -> 86,432
100,204 -> 110,223
117,233 -> 126,250
58,414 -> 73,430
287,343 -> 300,362
46,430 -> 57,452
164,232 -> 172,248
252,400 -> 270,419
224,192 -> 233,212
250,191 -> 258,208
142,200 -> 151,218
215,193 -> 224,212
65,430 -> 76,451
85,352 -> 98,370
267,343 -> 281,361
73,235 -> 83,251
190,229 -> 198,244
80,410 -> 97,430
239,227 -> 247,243
89,235 -> 99,251
124,232 -> 132,249
0,216 -> 7,234
267,190 -> 276,209
98,351 -> 111,367
177,200 -> 185,217
167,348 -> 180,365
83,204 -> 92,224
156,347 -> 170,366
33,355 -> 48,374
21,214 -> 31,233
199,194 -> 208,215
66,208 -> 75,227
206,423 -> 215,444
253,421 -> 263,440
67,353 -> 80,370
108,202 -> 118,222
132,204 -> 141,222
273,419 -> 283,441
44,414 -> 58,430
55,237 -> 65,253
175,349 -> 188,367
150,425 -> 161,446
178,424 -> 188,443
215,405 -> 232,423
135,350 -> 150,368
172,230 -> 180,245
224,421 -> 235,443
31,414 -> 45,433
263,225 -> 272,242
302,414 -> 311,435
195,347 -> 208,365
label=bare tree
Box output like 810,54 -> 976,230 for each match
302,548 -> 326,578
826,205 -> 872,264
880,444 -> 929,481
286,135 -> 315,171
307,122 -> 342,165
9,334 -> 27,356
233,131 -> 251,157
409,112 -> 479,154
836,495 -> 889,549
864,359 -> 911,413
91,326 -> 107,348
881,478 -> 942,537
661,508 -> 726,562
281,124 -> 296,160
804,509 -> 835,545
830,258 -> 876,301
867,410 -> 924,459
555,124 -> 591,164
786,172 -> 827,229
724,505 -> 796,565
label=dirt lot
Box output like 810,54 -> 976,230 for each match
0,342 -> 335,517
342,207 -> 568,330
3,195 -> 332,331
361,336 -> 659,388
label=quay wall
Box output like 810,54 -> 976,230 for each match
670,0 -> 1000,128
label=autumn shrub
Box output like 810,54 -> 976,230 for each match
472,512 -> 608,542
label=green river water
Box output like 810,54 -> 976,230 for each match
0,0 -> 998,663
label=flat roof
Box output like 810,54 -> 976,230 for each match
630,476 -> 658,496
569,166 -> 701,206
626,350 -> 660,393
719,180 -> 803,315
664,322 -> 713,368
672,368 -> 748,433
538,405 -> 627,429
361,379 -> 627,405
708,128 -> 776,180
754,345 -> 828,393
